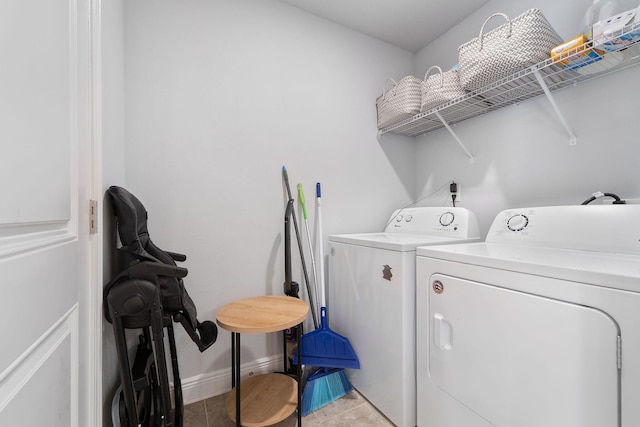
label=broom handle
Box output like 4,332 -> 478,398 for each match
298,184 -> 321,321
316,183 -> 326,308
283,167 -> 318,328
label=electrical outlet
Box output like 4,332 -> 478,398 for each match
451,184 -> 461,204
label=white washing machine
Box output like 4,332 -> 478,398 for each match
416,205 -> 640,427
328,207 -> 480,427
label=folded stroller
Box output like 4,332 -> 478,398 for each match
104,186 -> 217,427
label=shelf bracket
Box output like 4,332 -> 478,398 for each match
532,67 -> 577,145
434,111 -> 475,164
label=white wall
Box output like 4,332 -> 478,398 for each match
122,0 -> 415,401
413,0 -> 640,235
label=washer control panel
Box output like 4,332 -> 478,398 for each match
383,207 -> 479,238
394,211 -> 454,227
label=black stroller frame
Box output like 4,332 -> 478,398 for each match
104,186 -> 218,427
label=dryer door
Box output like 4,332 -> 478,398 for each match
429,274 -> 620,427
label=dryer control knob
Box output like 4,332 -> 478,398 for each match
439,212 -> 455,227
507,214 -> 529,232
396,214 -> 404,222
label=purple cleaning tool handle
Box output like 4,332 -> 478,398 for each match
316,182 -> 321,198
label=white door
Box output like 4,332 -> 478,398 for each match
428,274 -> 620,427
0,0 -> 94,425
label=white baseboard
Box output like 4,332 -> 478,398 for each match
180,355 -> 284,405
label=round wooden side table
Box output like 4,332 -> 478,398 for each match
216,295 -> 309,427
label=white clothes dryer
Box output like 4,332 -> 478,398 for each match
328,207 -> 480,427
416,205 -> 640,427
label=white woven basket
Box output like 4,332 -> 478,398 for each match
420,66 -> 467,112
458,9 -> 563,91
376,76 -> 422,129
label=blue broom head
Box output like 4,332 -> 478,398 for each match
301,368 -> 353,417
298,308 -> 360,369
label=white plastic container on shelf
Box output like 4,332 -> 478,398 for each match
580,0 -> 638,38
593,6 -> 640,50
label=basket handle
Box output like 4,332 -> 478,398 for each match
382,78 -> 398,100
424,66 -> 444,89
478,12 -> 511,51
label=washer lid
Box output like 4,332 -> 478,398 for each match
417,242 -> 640,292
330,233 -> 480,252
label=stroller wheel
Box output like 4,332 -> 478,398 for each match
111,385 -> 124,427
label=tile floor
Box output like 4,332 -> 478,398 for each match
184,389 -> 394,426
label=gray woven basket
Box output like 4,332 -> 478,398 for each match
458,9 -> 563,91
376,76 -> 422,129
420,66 -> 467,112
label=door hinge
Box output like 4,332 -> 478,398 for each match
89,200 -> 98,234
617,335 -> 622,370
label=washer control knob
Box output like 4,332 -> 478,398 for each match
396,214 -> 404,222
507,214 -> 529,232
439,212 -> 455,227
405,214 -> 413,222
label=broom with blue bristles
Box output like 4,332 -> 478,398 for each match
301,366 -> 353,416
297,183 -> 360,416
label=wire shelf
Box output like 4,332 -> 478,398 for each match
380,21 -> 640,138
